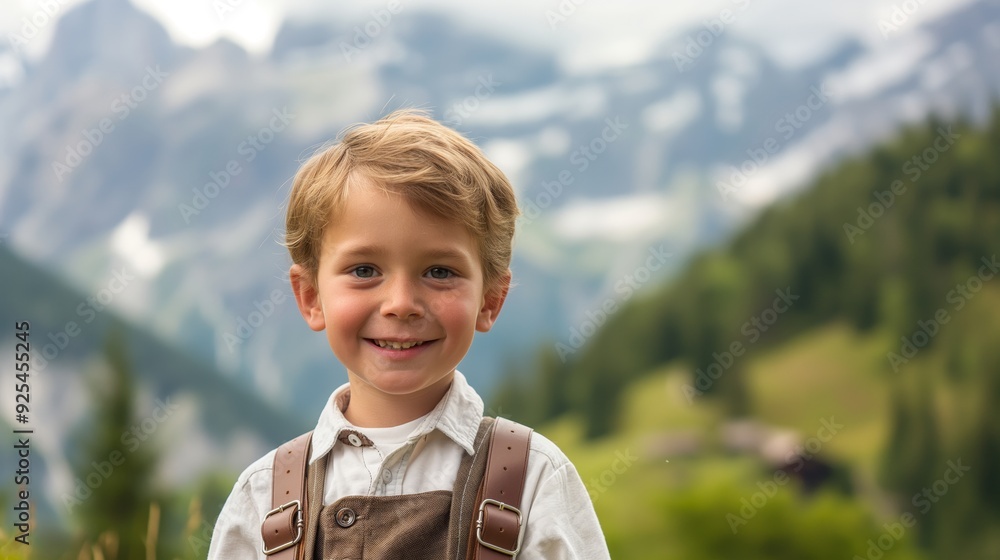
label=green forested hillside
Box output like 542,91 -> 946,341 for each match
493,108 -> 1000,558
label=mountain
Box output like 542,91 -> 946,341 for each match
0,0 -> 998,419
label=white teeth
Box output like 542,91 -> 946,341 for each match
374,340 -> 424,350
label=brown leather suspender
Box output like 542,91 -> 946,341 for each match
262,432 -> 312,559
261,418 -> 532,559
474,417 -> 533,559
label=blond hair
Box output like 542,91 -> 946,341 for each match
285,109 -> 519,292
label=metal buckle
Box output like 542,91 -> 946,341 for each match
476,498 -> 522,556
261,500 -> 303,555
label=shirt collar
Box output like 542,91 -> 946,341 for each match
309,370 -> 484,464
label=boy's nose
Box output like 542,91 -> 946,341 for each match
380,278 -> 425,319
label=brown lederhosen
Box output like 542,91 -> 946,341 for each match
304,417 -> 498,560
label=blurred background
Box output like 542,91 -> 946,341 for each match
1,0 -> 999,557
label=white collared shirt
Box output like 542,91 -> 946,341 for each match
207,371 -> 611,559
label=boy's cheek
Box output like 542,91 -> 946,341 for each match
322,301 -> 368,329
430,296 -> 479,319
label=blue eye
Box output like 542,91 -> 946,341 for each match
427,267 -> 453,279
352,266 -> 376,278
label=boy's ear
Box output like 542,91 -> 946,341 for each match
290,264 -> 326,332
476,270 -> 511,333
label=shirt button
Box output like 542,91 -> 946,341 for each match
336,507 -> 356,528
381,469 -> 393,484
347,434 -> 362,447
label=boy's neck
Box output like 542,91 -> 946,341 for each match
343,373 -> 454,428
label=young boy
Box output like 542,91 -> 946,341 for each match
208,110 -> 611,559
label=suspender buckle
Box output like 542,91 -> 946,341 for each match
476,498 -> 522,556
262,499 -> 303,555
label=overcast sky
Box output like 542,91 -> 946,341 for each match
1,0 -> 980,70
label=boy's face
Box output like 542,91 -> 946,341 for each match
290,180 -> 508,417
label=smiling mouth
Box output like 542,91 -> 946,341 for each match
368,339 -> 432,350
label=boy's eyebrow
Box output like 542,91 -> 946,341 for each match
335,244 -> 389,259
334,244 -> 473,262
418,247 -> 474,261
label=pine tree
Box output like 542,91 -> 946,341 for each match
70,327 -> 159,558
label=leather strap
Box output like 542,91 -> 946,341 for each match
262,432 -> 312,559
474,417 -> 532,559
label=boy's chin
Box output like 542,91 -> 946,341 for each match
353,368 -> 455,396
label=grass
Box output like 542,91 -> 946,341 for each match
744,322 -> 895,474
